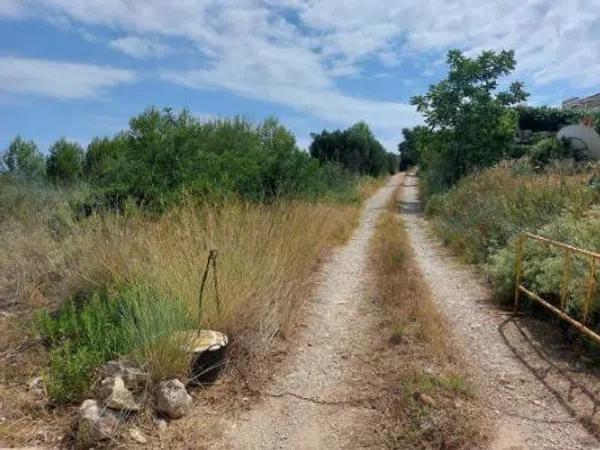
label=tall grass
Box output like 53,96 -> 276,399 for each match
427,165 -> 600,332
427,166 -> 600,263
2,185 -> 362,403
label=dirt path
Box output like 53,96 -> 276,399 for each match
218,174 -> 403,449
400,172 -> 599,450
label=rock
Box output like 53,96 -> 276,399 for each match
154,379 -> 192,419
98,359 -> 149,391
176,330 -> 228,384
98,376 -> 141,411
153,417 -> 168,431
178,329 -> 228,353
129,427 -> 147,444
78,399 -> 120,447
414,391 -> 436,407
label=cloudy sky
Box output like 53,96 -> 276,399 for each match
1,0 -> 598,152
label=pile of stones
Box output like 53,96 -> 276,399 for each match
77,330 -> 228,448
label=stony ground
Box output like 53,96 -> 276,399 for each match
400,172 -> 600,450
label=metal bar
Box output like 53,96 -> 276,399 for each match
514,234 -> 525,312
518,285 -> 600,346
522,232 -> 600,260
583,257 -> 597,324
560,250 -> 572,311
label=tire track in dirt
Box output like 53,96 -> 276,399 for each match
400,172 -> 598,450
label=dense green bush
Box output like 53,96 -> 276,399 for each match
1,136 -> 45,180
309,122 -> 394,177
35,283 -> 194,404
46,138 -> 85,185
488,206 -> 600,331
2,108 -> 371,211
515,105 -> 600,133
515,106 -> 578,132
81,109 -> 359,210
528,137 -> 583,166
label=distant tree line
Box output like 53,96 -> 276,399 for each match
1,109 -> 396,211
309,122 -> 398,177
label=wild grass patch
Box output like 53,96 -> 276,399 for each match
369,187 -> 487,449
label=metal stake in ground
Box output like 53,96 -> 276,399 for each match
198,249 -> 222,331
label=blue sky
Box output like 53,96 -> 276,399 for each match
1,1 -> 598,152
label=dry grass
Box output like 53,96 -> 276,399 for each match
0,195 -> 363,446
369,187 -> 489,449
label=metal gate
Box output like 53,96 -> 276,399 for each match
514,232 -> 600,345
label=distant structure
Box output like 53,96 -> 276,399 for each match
562,92 -> 600,111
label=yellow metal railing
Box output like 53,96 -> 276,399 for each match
514,232 -> 600,345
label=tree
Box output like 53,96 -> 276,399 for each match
2,136 -> 45,180
411,49 -> 528,192
46,138 -> 85,185
309,122 -> 389,177
84,135 -> 128,183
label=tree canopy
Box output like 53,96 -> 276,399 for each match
410,49 -> 528,193
309,122 -> 395,177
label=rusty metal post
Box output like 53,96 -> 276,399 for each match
514,234 -> 525,313
583,257 -> 597,324
560,250 -> 572,312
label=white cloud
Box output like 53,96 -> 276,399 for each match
0,56 -> 136,99
0,0 -> 25,18
6,0 -> 600,145
109,36 -> 170,58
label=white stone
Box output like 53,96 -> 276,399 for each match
99,376 -> 142,412
78,399 -> 120,447
154,379 -> 192,419
129,427 -> 147,444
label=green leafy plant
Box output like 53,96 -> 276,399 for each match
411,48 -> 528,194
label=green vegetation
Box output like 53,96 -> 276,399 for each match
428,166 -> 600,331
35,283 -> 194,403
309,121 -> 398,177
410,49 -> 528,195
3,108 -> 388,212
1,107 -> 393,406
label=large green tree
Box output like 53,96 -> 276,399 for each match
2,136 -> 45,180
411,49 -> 528,192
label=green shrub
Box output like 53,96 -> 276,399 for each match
1,136 -> 45,180
309,122 -> 392,177
488,206 -> 600,330
35,283 -> 194,404
528,137 -> 582,166
46,138 -> 85,185
78,108 -> 359,210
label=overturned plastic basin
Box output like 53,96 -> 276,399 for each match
176,330 -> 229,385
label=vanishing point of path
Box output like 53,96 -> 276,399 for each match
220,173 -> 404,449
401,172 -> 599,450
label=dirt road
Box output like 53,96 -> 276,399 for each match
400,172 -> 599,450
219,173 -> 403,449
